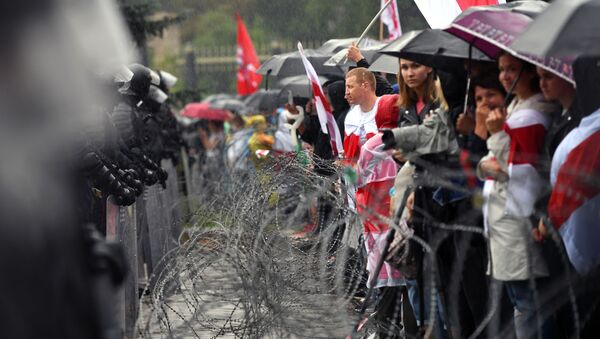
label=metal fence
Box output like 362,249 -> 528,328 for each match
180,40 -> 325,94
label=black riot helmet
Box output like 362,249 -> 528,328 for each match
126,63 -> 159,99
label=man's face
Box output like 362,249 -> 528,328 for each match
344,75 -> 366,105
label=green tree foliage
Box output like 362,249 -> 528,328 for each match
119,0 -> 186,47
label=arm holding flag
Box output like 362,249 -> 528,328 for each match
347,43 -> 365,64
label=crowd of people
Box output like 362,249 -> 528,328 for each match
3,0 -> 599,338
186,51 -> 599,338
184,3 -> 600,339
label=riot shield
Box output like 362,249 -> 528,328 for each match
137,189 -> 152,285
181,148 -> 194,214
106,196 -> 138,338
162,159 -> 183,247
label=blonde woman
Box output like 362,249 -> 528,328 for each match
380,58 -> 462,338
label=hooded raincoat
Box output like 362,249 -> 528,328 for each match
355,95 -> 403,288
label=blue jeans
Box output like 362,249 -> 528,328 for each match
505,279 -> 556,339
406,279 -> 449,339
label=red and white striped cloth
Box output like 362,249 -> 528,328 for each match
380,0 -> 402,40
549,108 -> 600,274
504,108 -> 551,217
297,42 -> 344,157
255,149 -> 270,159
414,0 -> 506,29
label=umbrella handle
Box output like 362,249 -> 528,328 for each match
265,69 -> 272,90
503,66 -> 524,108
463,44 -> 473,117
463,77 -> 472,117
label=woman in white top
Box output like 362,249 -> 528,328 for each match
478,52 -> 560,339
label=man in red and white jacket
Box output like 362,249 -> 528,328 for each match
343,68 -> 380,166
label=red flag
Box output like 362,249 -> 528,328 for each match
236,13 -> 262,95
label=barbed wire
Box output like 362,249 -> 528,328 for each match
136,152 -> 599,338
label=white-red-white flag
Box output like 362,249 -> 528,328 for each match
236,13 -> 262,95
380,0 -> 402,40
414,0 -> 505,29
549,108 -> 600,274
504,108 -> 551,218
297,42 -> 344,157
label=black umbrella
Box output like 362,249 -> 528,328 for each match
243,89 -> 286,114
377,29 -> 493,72
512,0 -> 600,57
274,74 -> 332,99
256,38 -> 381,78
256,49 -> 344,78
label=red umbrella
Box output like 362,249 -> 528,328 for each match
180,102 -> 233,121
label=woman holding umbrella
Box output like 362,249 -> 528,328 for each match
477,52 -> 560,339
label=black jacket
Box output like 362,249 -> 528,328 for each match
398,100 -> 440,127
299,80 -> 349,176
545,100 -> 585,160
536,101 -> 586,217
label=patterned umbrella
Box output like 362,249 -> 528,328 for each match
446,1 -> 574,84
